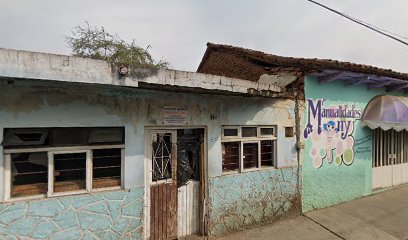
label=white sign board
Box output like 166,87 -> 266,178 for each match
163,106 -> 188,125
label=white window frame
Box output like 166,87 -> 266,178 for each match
3,144 -> 124,202
221,126 -> 277,175
48,150 -> 90,198
241,126 -> 258,138
222,127 -> 240,139
259,126 -> 276,138
241,140 -> 261,173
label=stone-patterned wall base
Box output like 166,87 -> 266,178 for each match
208,167 -> 300,237
0,187 -> 144,240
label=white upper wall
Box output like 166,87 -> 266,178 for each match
0,48 -> 282,96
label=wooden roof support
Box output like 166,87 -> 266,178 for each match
318,71 -> 343,84
345,76 -> 373,85
386,83 -> 408,92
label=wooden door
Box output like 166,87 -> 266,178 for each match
149,131 -> 178,240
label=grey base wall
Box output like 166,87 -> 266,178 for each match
0,187 -> 144,240
207,167 -> 300,237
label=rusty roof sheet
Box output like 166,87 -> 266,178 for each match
197,43 -> 408,81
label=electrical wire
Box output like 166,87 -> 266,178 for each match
306,0 -> 408,46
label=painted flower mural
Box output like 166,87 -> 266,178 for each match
304,99 -> 361,169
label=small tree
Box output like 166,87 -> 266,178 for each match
66,22 -> 169,76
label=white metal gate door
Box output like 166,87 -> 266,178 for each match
372,129 -> 408,189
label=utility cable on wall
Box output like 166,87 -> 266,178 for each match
306,0 -> 408,47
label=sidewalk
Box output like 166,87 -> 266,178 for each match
217,185 -> 408,240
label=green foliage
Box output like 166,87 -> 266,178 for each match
65,22 -> 169,75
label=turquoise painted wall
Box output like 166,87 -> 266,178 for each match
302,76 -> 404,212
0,187 -> 144,239
208,167 -> 300,237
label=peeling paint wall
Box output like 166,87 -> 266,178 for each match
302,77 -> 405,212
208,167 -> 300,237
0,81 -> 299,238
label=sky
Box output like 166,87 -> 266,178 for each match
1,0 -> 407,72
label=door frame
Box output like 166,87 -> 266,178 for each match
144,126 -> 208,240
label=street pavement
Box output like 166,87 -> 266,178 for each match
216,185 -> 408,240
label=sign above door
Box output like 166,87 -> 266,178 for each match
163,106 -> 188,125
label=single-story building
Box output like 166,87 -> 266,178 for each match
197,43 -> 408,212
0,48 -> 300,239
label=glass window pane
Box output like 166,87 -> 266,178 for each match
242,127 -> 257,137
260,127 -> 274,136
3,128 -> 49,147
243,142 -> 259,169
152,133 -> 173,181
285,127 -> 294,137
54,152 -> 86,192
11,152 -> 48,197
261,140 -> 275,167
49,128 -> 89,147
89,127 -> 124,144
222,142 -> 240,172
93,148 -> 121,188
223,128 -> 238,137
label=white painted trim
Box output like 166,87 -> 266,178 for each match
259,126 -> 277,138
86,150 -> 92,192
221,135 -> 277,174
4,145 -> 125,202
91,186 -> 121,193
241,140 -> 260,172
50,190 -> 89,198
121,148 -> 125,189
221,127 -> 240,138
258,140 -> 262,168
48,152 -> 54,197
143,131 -> 150,240
221,136 -> 277,142
3,154 -> 11,201
150,179 -> 173,185
48,150 -> 88,196
3,194 -> 46,203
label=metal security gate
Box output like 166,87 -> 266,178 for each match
149,131 -> 178,240
372,129 -> 408,189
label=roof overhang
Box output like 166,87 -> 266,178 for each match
308,69 -> 408,93
198,43 -> 408,84
361,95 -> 408,131
0,48 -> 283,98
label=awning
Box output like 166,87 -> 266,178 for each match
361,95 -> 408,131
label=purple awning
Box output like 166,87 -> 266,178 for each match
361,95 -> 408,131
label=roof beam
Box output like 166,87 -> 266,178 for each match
345,76 -> 373,85
367,81 -> 392,89
386,82 -> 408,92
318,72 -> 343,84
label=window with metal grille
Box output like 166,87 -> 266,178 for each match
222,142 -> 240,172
92,148 -> 122,189
152,133 -> 172,181
221,126 -> 277,173
3,127 -> 124,201
373,129 -> 408,168
10,152 -> 48,198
